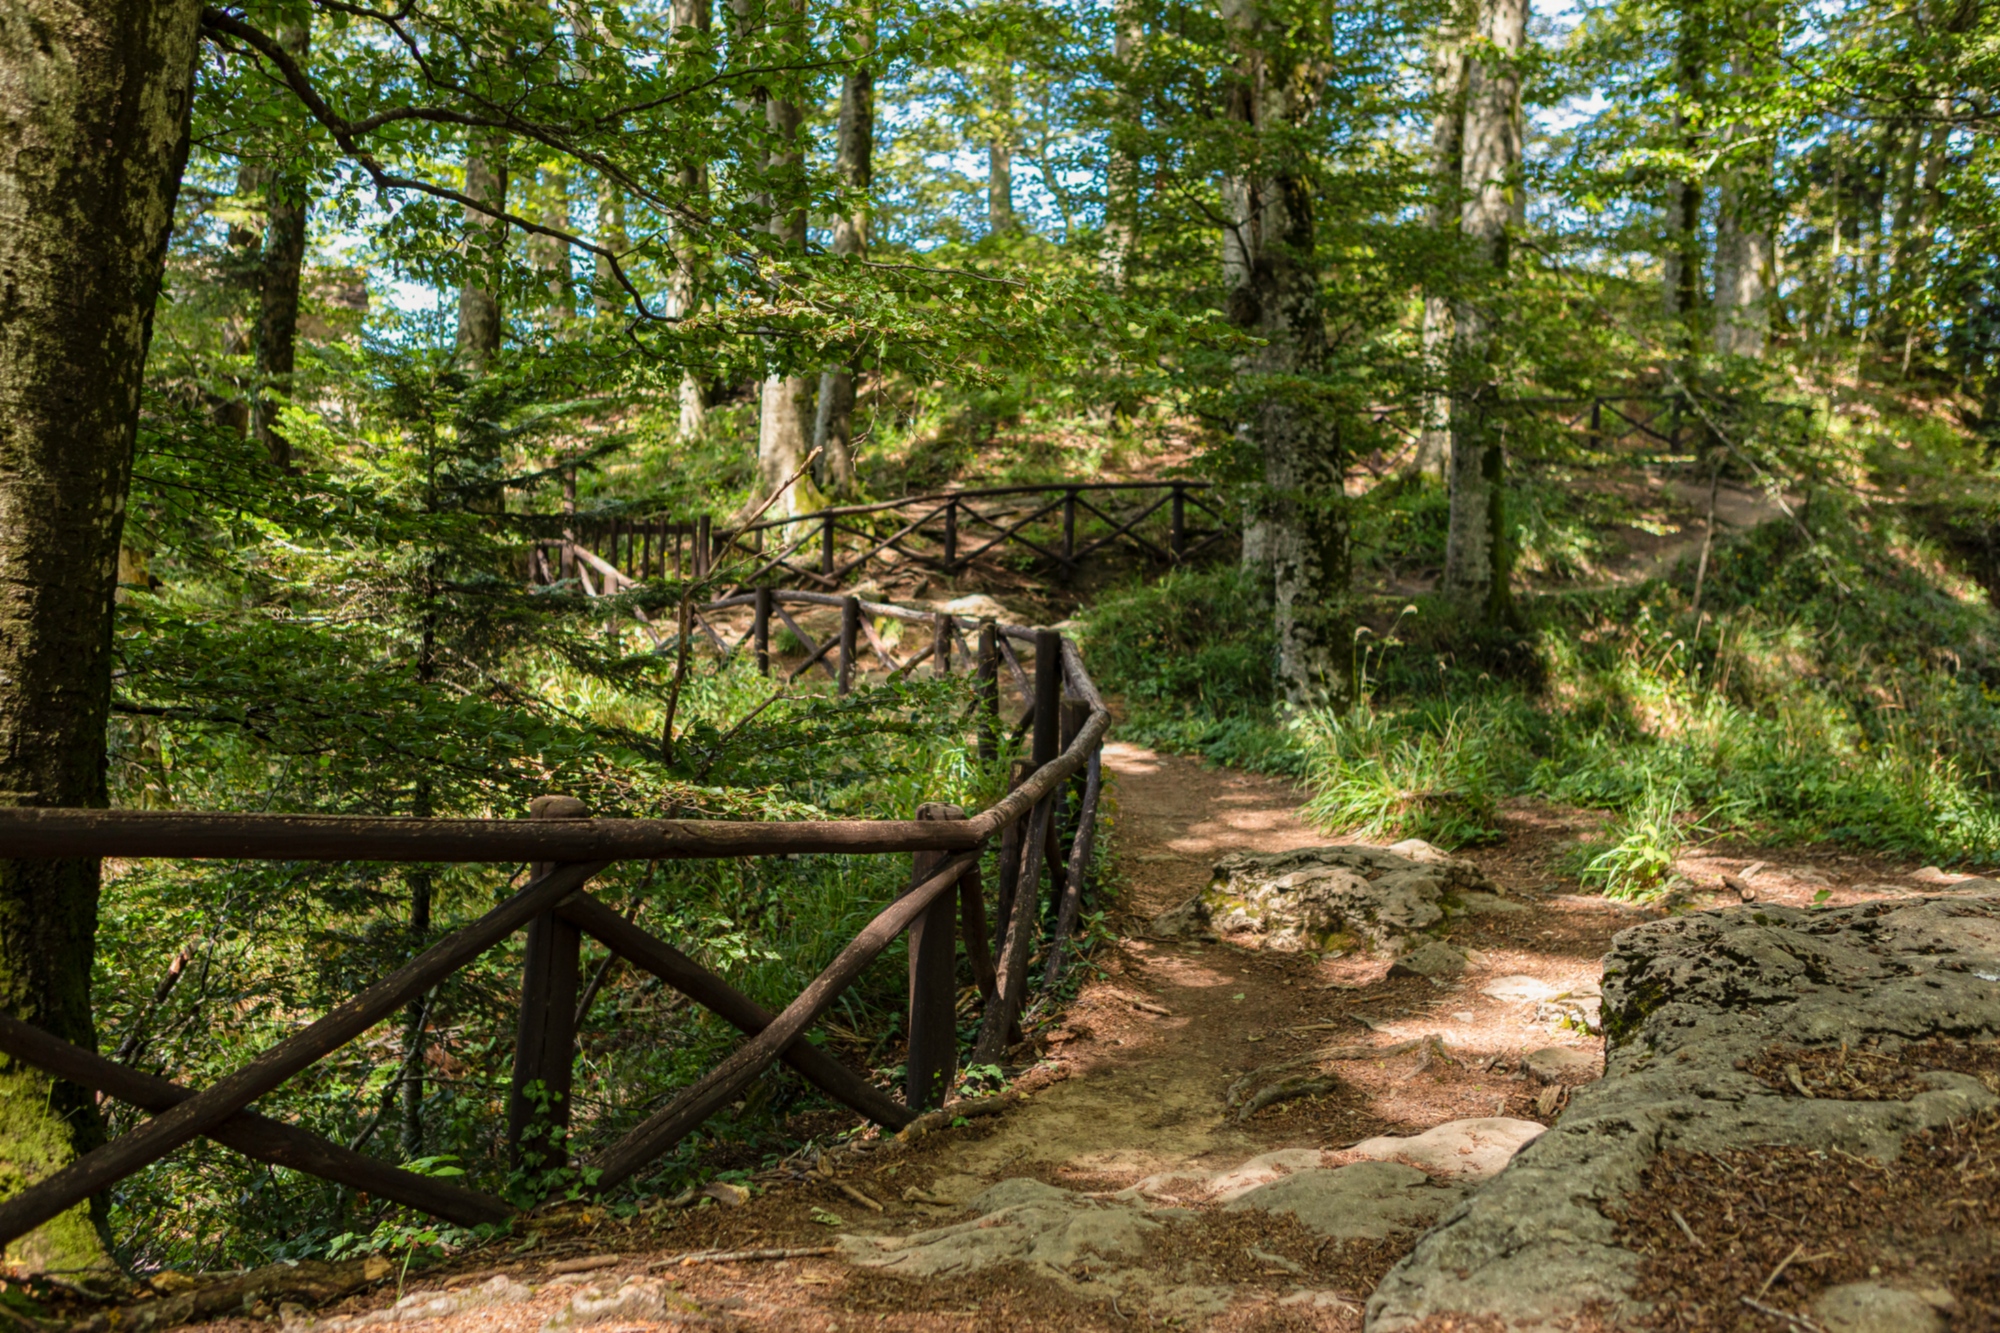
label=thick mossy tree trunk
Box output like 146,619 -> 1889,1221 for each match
812,8 -> 874,495
1440,0 -> 1524,624
1220,0 -> 1349,710
0,0 -> 205,1270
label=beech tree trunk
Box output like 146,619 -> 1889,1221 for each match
454,135 -> 508,375
812,9 -> 874,495
1413,15 -> 1467,481
1712,173 -> 1773,358
988,70 -> 1015,235
534,167 -> 574,322
249,19 -> 311,469
0,0 -> 205,1271
1220,0 -> 1347,709
1101,5 -> 1141,289
1440,0 -> 1524,622
755,0 -> 820,519
665,0 -> 711,438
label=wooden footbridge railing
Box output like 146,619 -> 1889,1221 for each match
520,478 -> 1233,594
0,604 -> 1107,1247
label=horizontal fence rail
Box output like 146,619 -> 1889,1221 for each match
0,602 -> 1109,1251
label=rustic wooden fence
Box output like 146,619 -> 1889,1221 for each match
0,605 -> 1107,1246
521,479 -> 1231,594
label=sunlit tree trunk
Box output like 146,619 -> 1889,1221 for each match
1660,14 -> 1704,341
988,69 -> 1016,235
1100,3 -> 1141,289
0,0 -> 204,1271
1441,0 -> 1524,623
1412,14 -> 1467,481
250,17 -> 311,468
1220,0 -> 1348,709
533,166 -> 574,323
756,0 -> 821,518
813,6 -> 874,495
454,135 -> 508,375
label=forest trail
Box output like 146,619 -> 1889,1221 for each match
242,754 -> 1948,1333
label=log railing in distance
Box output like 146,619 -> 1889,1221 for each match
523,478 -> 1232,596
0,607 -> 1109,1253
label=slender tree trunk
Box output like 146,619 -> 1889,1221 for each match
1661,13 -> 1705,339
663,0 -> 711,439
0,0 -> 204,1271
1220,0 -> 1347,709
1101,4 -> 1141,289
1413,15 -> 1467,481
249,19 -> 311,469
454,138 -> 508,373
534,167 -> 574,323
756,0 -> 820,519
988,70 -> 1015,235
812,7 -> 874,495
1440,0 -> 1525,622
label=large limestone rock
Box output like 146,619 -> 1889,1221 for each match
1226,1162 -> 1465,1241
1147,840 -> 1496,954
1365,892 -> 2000,1331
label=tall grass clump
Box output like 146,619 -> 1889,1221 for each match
1293,705 -> 1503,847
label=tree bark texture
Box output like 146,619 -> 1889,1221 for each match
1441,0 -> 1524,621
666,0 -> 711,438
250,18 -> 311,469
1220,0 -> 1348,709
812,9 -> 874,495
1100,5 -> 1141,289
534,167 -> 574,322
0,0 -> 205,1271
1712,170 -> 1773,358
1413,15 -> 1468,481
987,70 -> 1015,235
454,134 -> 508,375
756,0 -> 821,520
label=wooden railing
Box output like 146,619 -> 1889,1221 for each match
0,600 -> 1108,1246
520,478 -> 1232,594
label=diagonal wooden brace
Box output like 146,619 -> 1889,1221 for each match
0,1018 -> 513,1228
586,849 -> 979,1194
0,859 -> 608,1247
555,895 -> 912,1129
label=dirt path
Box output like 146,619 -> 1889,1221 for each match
232,747 -> 1686,1333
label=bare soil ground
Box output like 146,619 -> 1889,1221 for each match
178,749 -> 1980,1333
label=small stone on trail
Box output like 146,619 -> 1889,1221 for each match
1224,1161 -> 1464,1241
1480,975 -> 1559,1003
1523,1046 -> 1598,1083
1388,941 -> 1468,979
542,1279 -> 702,1330
1346,1117 -> 1547,1180
1811,1282 -> 1948,1333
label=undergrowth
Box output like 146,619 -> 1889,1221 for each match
1082,486 -> 2000,879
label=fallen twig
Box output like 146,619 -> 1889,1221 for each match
1670,1207 -> 1704,1249
1738,1294 -> 1822,1330
1754,1241 -> 1805,1300
832,1180 -> 885,1212
650,1246 -> 836,1269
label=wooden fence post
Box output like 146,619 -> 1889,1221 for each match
561,468 -> 578,582
821,515 -> 836,576
1589,398 -> 1602,450
508,795 -> 588,1168
1169,484 -> 1185,558
976,621 -> 999,761
942,497 -> 958,572
905,803 -> 964,1111
933,612 -> 952,677
1061,490 -> 1077,570
695,515 -> 711,577
1033,629 -> 1065,885
754,588 -> 773,676
839,596 -> 861,694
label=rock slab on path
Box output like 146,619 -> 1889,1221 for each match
1148,840 -> 1497,954
1366,892 -> 2000,1331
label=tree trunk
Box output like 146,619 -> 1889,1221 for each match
1712,169 -> 1773,358
988,70 -> 1015,235
1101,4 -> 1141,289
756,0 -> 820,519
1440,0 -> 1525,622
0,0 -> 204,1271
1661,14 -> 1705,339
249,19 -> 311,469
1220,0 -> 1347,709
664,0 -> 711,439
454,135 -> 508,375
1412,16 -> 1467,481
812,8 -> 874,496
534,167 -> 574,323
